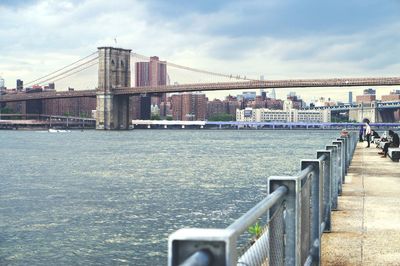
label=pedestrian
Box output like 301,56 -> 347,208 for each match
340,128 -> 349,137
365,120 -> 371,148
359,125 -> 364,142
378,130 -> 400,157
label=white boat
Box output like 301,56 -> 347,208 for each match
48,129 -> 71,133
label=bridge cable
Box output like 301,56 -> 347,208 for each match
130,52 -> 259,82
34,56 -> 99,86
47,61 -> 99,84
25,51 -> 98,86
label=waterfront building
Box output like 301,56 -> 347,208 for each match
236,101 -> 331,123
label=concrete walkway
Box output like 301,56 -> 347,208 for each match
321,142 -> 400,265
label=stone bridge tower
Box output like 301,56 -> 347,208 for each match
96,47 -> 131,130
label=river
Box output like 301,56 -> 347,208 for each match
0,129 -> 339,265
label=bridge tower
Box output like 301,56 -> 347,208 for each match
96,47 -> 131,130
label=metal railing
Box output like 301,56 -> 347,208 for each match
168,132 -> 358,266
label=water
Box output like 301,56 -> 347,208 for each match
0,129 -> 339,265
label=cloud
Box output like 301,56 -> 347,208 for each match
0,0 -> 399,102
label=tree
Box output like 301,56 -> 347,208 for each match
0,107 -> 14,114
150,114 -> 161,120
208,113 -> 235,121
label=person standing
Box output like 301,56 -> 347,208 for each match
359,125 -> 364,142
365,121 -> 371,148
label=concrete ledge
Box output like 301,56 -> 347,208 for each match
322,143 -> 400,265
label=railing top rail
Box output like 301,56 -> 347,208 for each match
298,164 -> 315,181
179,250 -> 212,266
226,185 -> 287,237
318,153 -> 328,162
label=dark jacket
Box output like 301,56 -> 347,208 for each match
392,133 -> 400,147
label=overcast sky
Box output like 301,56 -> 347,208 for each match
1,0 -> 400,102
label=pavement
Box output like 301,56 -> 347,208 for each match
321,142 -> 400,265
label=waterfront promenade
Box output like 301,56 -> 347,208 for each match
322,142 -> 400,265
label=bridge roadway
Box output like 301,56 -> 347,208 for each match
1,76 -> 400,102
322,142 -> 400,265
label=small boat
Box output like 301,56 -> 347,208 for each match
48,128 -> 71,133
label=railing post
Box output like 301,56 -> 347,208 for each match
351,132 -> 357,158
168,229 -> 236,266
269,176 -> 301,266
317,150 -> 332,232
337,138 -> 347,175
326,145 -> 339,210
301,160 -> 321,265
332,140 -> 343,195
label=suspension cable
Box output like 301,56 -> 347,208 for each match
131,52 -> 259,81
40,61 -> 99,85
25,51 -> 98,86
33,56 -> 99,86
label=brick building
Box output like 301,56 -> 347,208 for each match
356,88 -> 376,103
171,93 -> 206,121
207,99 -> 224,118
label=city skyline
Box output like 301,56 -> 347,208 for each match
1,0 -> 400,102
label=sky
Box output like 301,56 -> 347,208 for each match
1,0 -> 400,102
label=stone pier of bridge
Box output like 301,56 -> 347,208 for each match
321,142 -> 400,265
96,47 -> 131,130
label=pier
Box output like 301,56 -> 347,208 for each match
168,133 -> 400,265
322,142 -> 400,265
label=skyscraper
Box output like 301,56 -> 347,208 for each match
0,77 -> 5,90
135,56 -> 167,118
16,79 -> 23,91
135,56 -> 167,87
348,91 -> 353,104
270,89 -> 276,99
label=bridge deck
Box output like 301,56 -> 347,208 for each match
322,142 -> 400,265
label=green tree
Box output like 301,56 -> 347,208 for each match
208,113 -> 235,121
0,107 -> 14,114
150,114 -> 161,120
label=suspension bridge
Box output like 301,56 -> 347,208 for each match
1,46 -> 400,129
